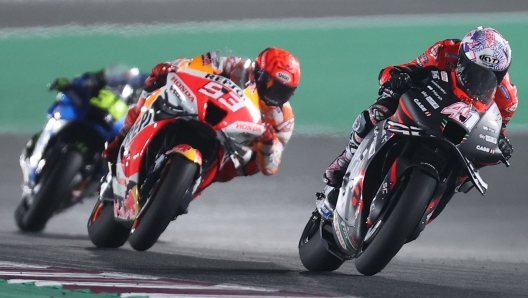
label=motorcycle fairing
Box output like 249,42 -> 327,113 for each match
332,124 -> 395,255
333,70 -> 507,255
178,69 -> 262,125
113,68 -> 264,221
113,181 -> 140,221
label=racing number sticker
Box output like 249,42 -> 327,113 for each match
441,102 -> 480,131
198,82 -> 245,112
124,111 -> 153,144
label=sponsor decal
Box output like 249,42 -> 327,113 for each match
426,85 -> 444,100
430,81 -> 448,94
430,44 -> 440,59
441,71 -> 449,82
446,52 -> 459,59
124,109 -> 154,145
204,73 -> 245,98
414,98 -> 431,116
498,85 -> 510,100
478,134 -> 498,144
483,125 -> 497,134
425,96 -> 439,109
235,121 -> 264,133
479,54 -> 500,65
276,71 -> 291,82
169,144 -> 203,165
171,76 -> 196,102
476,145 -> 494,153
421,91 -> 439,109
431,71 -> 439,79
333,216 -> 349,250
124,186 -> 139,219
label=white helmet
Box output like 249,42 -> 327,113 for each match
459,26 -> 511,83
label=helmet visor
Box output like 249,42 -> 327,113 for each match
456,51 -> 497,106
255,67 -> 296,107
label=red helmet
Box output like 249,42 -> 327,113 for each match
254,48 -> 301,107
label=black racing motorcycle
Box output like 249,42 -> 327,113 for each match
298,66 -> 509,276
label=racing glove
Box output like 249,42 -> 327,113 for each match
378,72 -> 411,97
257,122 -> 277,144
498,133 -> 513,161
48,77 -> 71,91
102,132 -> 126,164
144,62 -> 175,92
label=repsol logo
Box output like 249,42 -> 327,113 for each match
204,73 -> 244,97
479,55 -> 500,65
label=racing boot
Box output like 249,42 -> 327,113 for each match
317,110 -> 373,219
21,131 -> 41,160
317,136 -> 360,220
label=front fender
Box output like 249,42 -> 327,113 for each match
169,144 -> 203,166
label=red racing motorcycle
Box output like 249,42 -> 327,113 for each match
87,54 -> 265,251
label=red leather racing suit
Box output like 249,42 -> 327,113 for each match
379,39 -> 518,129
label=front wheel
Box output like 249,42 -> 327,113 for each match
298,210 -> 346,271
128,154 -> 198,251
87,201 -> 131,248
15,150 -> 83,232
354,167 -> 437,276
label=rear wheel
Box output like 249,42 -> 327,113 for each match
128,154 -> 198,251
15,150 -> 83,232
87,201 -> 131,248
298,211 -> 346,271
354,167 -> 437,276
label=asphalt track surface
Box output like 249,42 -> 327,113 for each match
1,1 -> 528,297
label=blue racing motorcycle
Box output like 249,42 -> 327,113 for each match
15,65 -> 146,232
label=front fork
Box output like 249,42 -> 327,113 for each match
168,144 -> 204,206
111,144 -> 205,224
333,156 -> 446,257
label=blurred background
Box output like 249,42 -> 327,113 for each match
1,0 -> 528,135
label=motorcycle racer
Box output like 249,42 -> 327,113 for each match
22,64 -> 147,160
102,47 -> 301,198
318,26 -> 517,219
